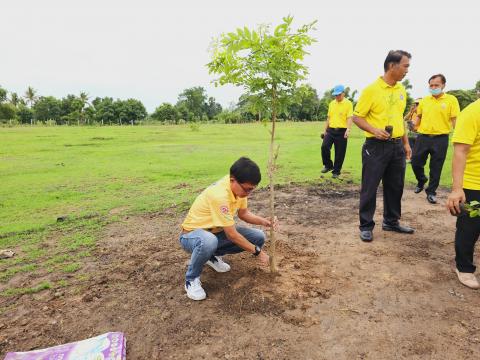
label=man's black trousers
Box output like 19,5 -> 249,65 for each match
455,189 -> 480,273
321,128 -> 347,175
359,138 -> 406,231
411,134 -> 449,196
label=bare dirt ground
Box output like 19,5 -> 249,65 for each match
1,183 -> 479,359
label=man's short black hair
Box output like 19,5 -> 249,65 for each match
384,50 -> 412,72
230,157 -> 261,185
429,73 -> 446,84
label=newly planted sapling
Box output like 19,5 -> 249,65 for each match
207,16 -> 316,272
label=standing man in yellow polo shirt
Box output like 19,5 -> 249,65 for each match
412,74 -> 460,204
321,84 -> 353,178
447,99 -> 480,289
179,157 -> 274,300
352,50 -> 414,242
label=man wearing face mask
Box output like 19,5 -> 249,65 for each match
411,74 -> 460,204
321,84 -> 353,179
179,157 -> 275,300
352,50 -> 414,242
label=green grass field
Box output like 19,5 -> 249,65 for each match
0,123 -> 453,294
1,122 -> 452,237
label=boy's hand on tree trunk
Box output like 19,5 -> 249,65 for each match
263,216 -> 279,231
258,250 -> 270,266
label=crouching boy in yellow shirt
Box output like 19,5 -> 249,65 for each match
180,157 -> 275,300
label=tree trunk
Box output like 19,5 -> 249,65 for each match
269,85 -> 278,273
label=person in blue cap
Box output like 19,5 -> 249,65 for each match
321,84 -> 353,178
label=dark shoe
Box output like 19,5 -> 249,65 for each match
360,230 -> 373,242
426,194 -> 437,204
382,223 -> 414,234
414,179 -> 428,194
332,173 -> 340,179
321,167 -> 333,174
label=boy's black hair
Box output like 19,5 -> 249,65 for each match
230,157 -> 261,185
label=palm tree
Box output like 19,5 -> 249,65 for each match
10,92 -> 19,107
24,86 -> 38,125
79,92 -> 89,125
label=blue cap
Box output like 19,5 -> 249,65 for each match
332,85 -> 345,96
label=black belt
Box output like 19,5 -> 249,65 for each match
366,137 -> 403,143
418,133 -> 448,138
328,127 -> 347,130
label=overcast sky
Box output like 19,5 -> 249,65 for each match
2,0 -> 479,112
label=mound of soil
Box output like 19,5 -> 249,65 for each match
1,184 -> 479,359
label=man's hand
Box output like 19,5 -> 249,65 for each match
257,250 -> 270,266
447,189 -> 466,215
406,120 -> 415,132
263,216 -> 279,231
404,143 -> 412,160
372,128 -> 390,140
344,128 -> 351,139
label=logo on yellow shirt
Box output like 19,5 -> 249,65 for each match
220,205 -> 229,215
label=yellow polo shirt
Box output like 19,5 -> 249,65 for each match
452,99 -> 480,190
354,77 -> 407,138
328,98 -> 353,128
417,93 -> 460,135
182,175 -> 247,232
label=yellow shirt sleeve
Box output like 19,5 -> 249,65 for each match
416,100 -> 424,116
353,88 -> 373,118
452,110 -> 478,145
207,194 -> 235,227
347,101 -> 353,118
451,97 -> 460,118
327,101 -> 333,117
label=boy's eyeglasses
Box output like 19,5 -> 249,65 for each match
236,180 -> 256,194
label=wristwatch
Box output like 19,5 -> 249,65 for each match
253,245 -> 261,256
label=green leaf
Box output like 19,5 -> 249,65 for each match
244,26 -> 251,39
274,24 -> 287,37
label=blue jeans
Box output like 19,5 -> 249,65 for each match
179,226 -> 266,282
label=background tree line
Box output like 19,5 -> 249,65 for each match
1,80 -> 479,125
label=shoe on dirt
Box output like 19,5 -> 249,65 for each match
426,194 -> 437,204
455,269 -> 480,289
185,278 -> 206,300
414,178 -> 428,194
321,167 -> 333,174
332,173 -> 340,179
206,256 -> 231,272
360,230 -> 373,242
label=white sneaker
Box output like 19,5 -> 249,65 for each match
456,269 -> 480,289
206,256 -> 231,272
185,278 -> 206,300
